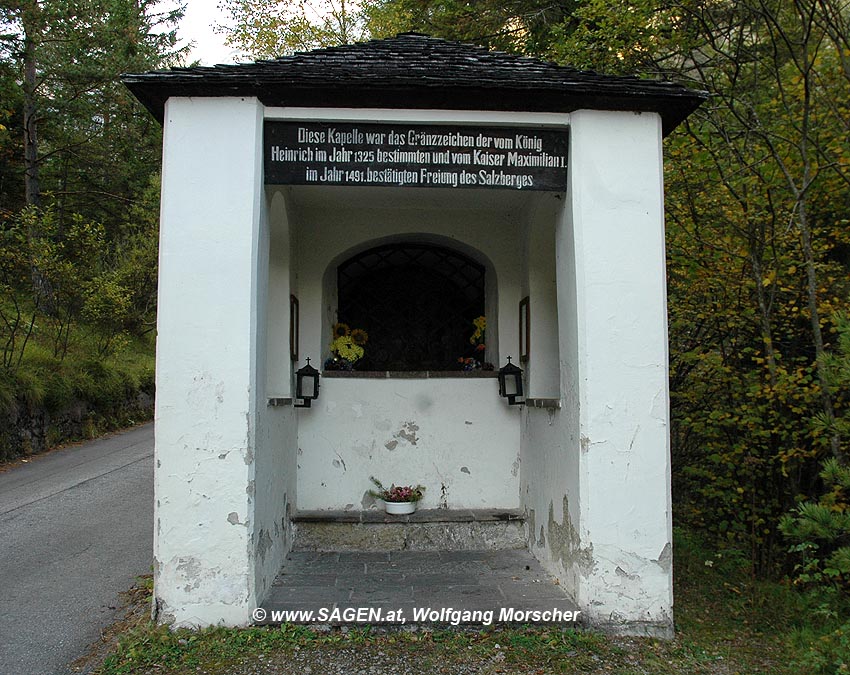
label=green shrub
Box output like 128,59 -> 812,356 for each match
792,620 -> 850,675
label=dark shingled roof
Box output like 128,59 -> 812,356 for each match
123,33 -> 706,135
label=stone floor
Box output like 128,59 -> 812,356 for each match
260,549 -> 581,628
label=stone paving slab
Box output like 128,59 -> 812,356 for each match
260,548 -> 581,629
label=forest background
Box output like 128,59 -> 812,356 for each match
1,0 -> 849,670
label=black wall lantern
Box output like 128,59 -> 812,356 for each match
498,356 -> 524,406
294,358 -> 320,408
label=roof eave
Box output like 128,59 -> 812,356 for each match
123,78 -> 706,136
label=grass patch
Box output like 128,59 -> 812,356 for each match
91,528 -> 850,675
99,625 -> 637,675
94,621 -> 789,675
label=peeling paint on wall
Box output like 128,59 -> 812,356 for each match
227,512 -> 242,525
460,466 -> 471,475
176,556 -> 201,577
547,497 -> 594,576
655,542 -> 672,572
256,529 -> 272,561
615,566 -> 640,581
176,556 -> 204,593
395,421 -> 419,446
156,602 -> 175,626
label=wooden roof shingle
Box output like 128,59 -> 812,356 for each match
122,33 -> 707,135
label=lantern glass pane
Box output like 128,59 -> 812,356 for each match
503,374 -> 518,397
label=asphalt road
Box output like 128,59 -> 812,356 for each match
0,424 -> 154,674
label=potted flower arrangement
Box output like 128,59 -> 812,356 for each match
369,476 -> 425,515
324,322 -> 368,371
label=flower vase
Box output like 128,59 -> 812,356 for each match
384,500 -> 416,515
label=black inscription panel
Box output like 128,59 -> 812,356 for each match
264,122 -> 568,191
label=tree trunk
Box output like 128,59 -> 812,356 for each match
22,4 -> 41,208
798,199 -> 845,465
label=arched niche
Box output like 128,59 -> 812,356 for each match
321,233 -> 499,372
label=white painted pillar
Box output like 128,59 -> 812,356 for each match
154,96 -> 265,627
565,110 -> 673,636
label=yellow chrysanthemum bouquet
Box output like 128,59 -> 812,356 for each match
325,322 -> 369,370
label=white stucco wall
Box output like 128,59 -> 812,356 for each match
252,192 -> 299,608
251,190 -> 299,604
298,377 -> 520,509
520,404 -> 582,596
277,186 -> 530,511
154,96 -> 269,627
520,194 -> 584,602
522,194 -> 561,398
265,190 -> 296,397
522,109 -> 673,636
253,403 -> 297,603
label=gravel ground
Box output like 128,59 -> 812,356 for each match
225,645 -> 514,675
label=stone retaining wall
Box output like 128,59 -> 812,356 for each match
0,390 -> 154,462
